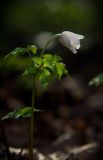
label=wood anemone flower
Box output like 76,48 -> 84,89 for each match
59,31 -> 84,54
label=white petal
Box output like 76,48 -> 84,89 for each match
65,31 -> 84,40
69,35 -> 80,50
59,34 -> 77,54
59,31 -> 84,54
76,34 -> 84,40
69,44 -> 77,54
69,36 -> 80,45
75,43 -> 80,49
59,32 -> 71,48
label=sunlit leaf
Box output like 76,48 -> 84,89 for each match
43,57 -> 54,70
4,47 -> 27,60
21,107 -> 32,117
21,107 -> 42,117
37,68 -> 51,87
32,57 -> 42,65
43,54 -> 62,71
56,63 -> 65,79
43,54 -> 62,62
43,54 -> 53,60
27,45 -> 37,54
35,54 -> 68,87
53,55 -> 62,62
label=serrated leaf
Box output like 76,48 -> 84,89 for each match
57,63 -> 68,77
43,54 -> 62,71
4,47 -> 27,60
35,54 -> 68,87
53,55 -> 62,62
43,54 -> 53,62
37,68 -> 51,87
56,63 -> 64,79
43,58 -> 54,70
27,45 -> 37,54
89,73 -> 103,86
43,54 -> 62,62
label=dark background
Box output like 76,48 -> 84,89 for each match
0,0 -> 103,158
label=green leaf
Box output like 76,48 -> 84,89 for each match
2,112 -> 14,120
27,45 -> 37,54
56,63 -> 64,79
37,68 -> 51,87
21,107 -> 33,117
23,57 -> 43,76
2,107 -> 42,120
43,54 -> 62,62
89,73 -> 103,86
4,47 -> 27,60
43,54 -> 53,60
23,65 -> 36,76
21,107 -> 42,117
43,57 -> 54,70
53,55 -> 62,62
2,109 -> 22,120
43,54 -> 62,71
14,110 -> 22,118
34,54 -> 68,87
32,57 -> 42,66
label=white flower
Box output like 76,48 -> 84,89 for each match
59,31 -> 84,54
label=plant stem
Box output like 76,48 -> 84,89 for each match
39,34 -> 60,69
27,34 -> 60,160
27,51 -> 36,160
28,76 -> 35,160
40,34 -> 60,56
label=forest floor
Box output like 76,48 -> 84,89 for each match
0,77 -> 103,160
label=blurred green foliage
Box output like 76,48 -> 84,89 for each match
89,73 -> 103,86
0,0 -> 99,53
4,1 -> 95,32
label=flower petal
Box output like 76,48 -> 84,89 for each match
69,43 -> 77,54
69,35 -> 80,50
76,34 -> 84,40
75,43 -> 80,49
59,31 -> 84,54
59,32 -> 71,49
66,31 -> 84,40
59,34 -> 77,54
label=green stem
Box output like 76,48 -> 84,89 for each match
27,51 -> 36,160
39,34 -> 61,69
27,34 -> 60,160
29,76 -> 35,160
40,34 -> 61,56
